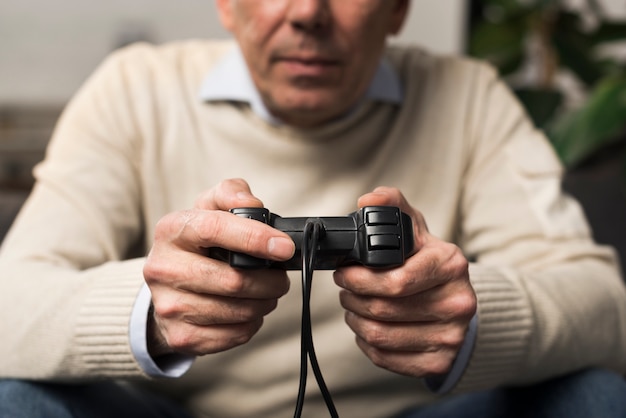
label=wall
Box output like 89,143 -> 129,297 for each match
0,1 -> 467,106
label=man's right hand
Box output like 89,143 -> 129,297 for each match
142,178 -> 296,357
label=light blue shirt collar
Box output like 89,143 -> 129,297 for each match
199,46 -> 403,124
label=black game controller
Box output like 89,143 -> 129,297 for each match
209,206 -> 414,270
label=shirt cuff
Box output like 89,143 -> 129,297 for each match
129,283 -> 195,377
424,314 -> 478,394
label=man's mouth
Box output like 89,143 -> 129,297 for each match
274,55 -> 341,78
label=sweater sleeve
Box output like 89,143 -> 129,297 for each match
0,48 -> 151,380
453,62 -> 626,391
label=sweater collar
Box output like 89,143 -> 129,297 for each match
199,45 -> 403,125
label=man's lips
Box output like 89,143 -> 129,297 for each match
274,56 -> 341,78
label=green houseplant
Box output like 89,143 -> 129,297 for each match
468,0 -> 626,269
468,0 -> 626,169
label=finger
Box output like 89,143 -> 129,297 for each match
152,288 -> 281,326
156,315 -> 265,356
334,240 -> 469,297
345,311 -> 468,353
194,178 -> 264,211
153,209 -> 295,261
357,186 -> 429,250
337,281 -> 476,323
354,336 -> 459,377
357,186 -> 411,212
144,248 -> 291,299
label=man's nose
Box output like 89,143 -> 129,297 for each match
286,0 -> 331,33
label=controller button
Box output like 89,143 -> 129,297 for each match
233,210 -> 268,222
369,234 -> 401,250
366,210 -> 398,226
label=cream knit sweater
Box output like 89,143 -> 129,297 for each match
1,39 -> 625,418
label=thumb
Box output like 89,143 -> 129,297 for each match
357,186 -> 412,214
194,178 -> 264,211
358,187 -> 430,251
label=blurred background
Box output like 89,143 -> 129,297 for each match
0,1 -> 467,105
0,0 -> 468,237
1,1 -> 625,267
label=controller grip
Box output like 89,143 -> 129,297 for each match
208,206 -> 414,270
229,208 -> 272,268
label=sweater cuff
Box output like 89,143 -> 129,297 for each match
74,259 -> 147,377
454,264 -> 534,392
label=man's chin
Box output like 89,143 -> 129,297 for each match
269,105 -> 345,128
267,96 -> 352,128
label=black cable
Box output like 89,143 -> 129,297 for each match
294,229 -> 310,417
294,220 -> 339,418
305,223 -> 336,416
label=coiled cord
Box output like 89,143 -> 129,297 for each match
294,220 -> 339,418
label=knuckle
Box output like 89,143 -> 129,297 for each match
153,298 -> 182,321
437,295 -> 474,324
364,345 -> 389,369
255,270 -> 291,297
195,212 -> 225,243
239,226 -> 268,255
168,321 -> 262,355
259,299 -> 279,316
155,210 -> 195,242
448,250 -> 469,278
426,355 -> 454,376
361,321 -> 390,348
444,291 -> 477,320
366,299 -> 396,321
230,328 -> 256,346
204,296 -> 279,326
220,271 -> 249,295
429,242 -> 468,279
384,271 -> 412,297
216,178 -> 249,202
185,255 -> 209,279
165,328 -> 196,353
153,213 -> 174,237
459,292 -> 478,318
143,255 -> 179,287
142,259 -> 162,285
437,241 -> 460,263
222,320 -> 263,349
225,177 -> 249,190
275,273 -> 291,296
438,326 -> 467,350
230,300 -> 277,322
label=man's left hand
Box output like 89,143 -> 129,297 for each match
334,187 -> 477,378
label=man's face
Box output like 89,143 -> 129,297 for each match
216,0 -> 409,128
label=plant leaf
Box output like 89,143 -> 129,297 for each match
551,12 -> 605,86
476,0 -> 531,21
548,77 -> 626,167
515,88 -> 564,128
469,20 -> 526,75
590,22 -> 626,45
